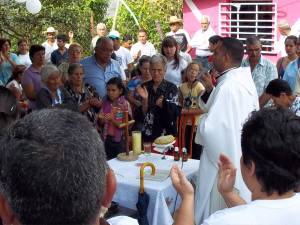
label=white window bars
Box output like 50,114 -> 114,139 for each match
219,1 -> 277,54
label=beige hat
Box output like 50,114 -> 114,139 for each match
43,27 -> 58,34
169,16 -> 183,24
278,20 -> 290,29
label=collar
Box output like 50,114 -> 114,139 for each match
246,56 -> 264,66
216,67 -> 238,82
92,55 -> 112,66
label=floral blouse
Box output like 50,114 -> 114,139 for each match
139,79 -> 180,141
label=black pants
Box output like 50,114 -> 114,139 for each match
104,136 -> 125,160
185,125 -> 203,160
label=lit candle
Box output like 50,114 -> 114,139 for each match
132,131 -> 142,155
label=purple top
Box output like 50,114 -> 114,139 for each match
21,65 -> 42,110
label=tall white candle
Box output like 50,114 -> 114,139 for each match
132,131 -> 142,155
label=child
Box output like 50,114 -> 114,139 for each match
6,65 -> 26,100
99,77 -> 132,160
179,62 -> 205,159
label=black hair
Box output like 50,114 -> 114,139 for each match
0,38 -> 11,50
266,79 -> 292,97
209,35 -> 222,44
29,44 -> 45,60
137,55 -> 151,76
138,28 -> 148,35
106,77 -> 126,98
17,38 -> 28,46
241,108 -> 300,195
123,34 -> 133,42
161,36 -> 180,69
246,36 -> 261,46
0,86 -> 20,130
56,34 -> 69,42
6,65 -> 26,85
221,37 -> 244,64
0,109 -> 107,225
285,35 -> 298,45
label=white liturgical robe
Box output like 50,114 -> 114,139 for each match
194,67 -> 259,225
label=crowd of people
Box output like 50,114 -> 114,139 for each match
1,13 -> 300,225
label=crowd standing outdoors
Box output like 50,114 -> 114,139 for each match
1,13 -> 300,225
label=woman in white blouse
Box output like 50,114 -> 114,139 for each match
161,36 -> 188,87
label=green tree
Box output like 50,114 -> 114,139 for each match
0,0 -> 109,55
110,0 -> 183,49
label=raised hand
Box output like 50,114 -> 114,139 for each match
171,165 -> 194,199
136,85 -> 148,100
217,154 -> 236,195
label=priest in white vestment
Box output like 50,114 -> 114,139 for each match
194,37 -> 259,225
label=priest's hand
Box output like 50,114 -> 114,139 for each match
217,154 -> 236,195
171,165 -> 194,199
200,72 -> 214,93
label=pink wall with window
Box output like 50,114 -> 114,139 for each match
183,0 -> 300,63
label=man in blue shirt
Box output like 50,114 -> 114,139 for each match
81,37 -> 122,97
241,36 -> 278,107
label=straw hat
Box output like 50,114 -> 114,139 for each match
169,16 -> 183,24
43,27 -> 58,34
278,20 -> 290,29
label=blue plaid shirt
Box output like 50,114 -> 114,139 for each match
242,57 -> 278,96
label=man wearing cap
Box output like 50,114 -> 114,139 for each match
190,15 -> 216,70
166,16 -> 191,53
42,27 -> 58,63
109,30 -> 133,81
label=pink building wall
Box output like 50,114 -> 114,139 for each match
183,0 -> 300,63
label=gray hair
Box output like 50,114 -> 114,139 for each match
150,54 -> 168,72
201,15 -> 210,23
41,64 -> 60,83
97,22 -> 107,30
0,109 -> 107,225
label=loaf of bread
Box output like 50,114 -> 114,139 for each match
154,135 -> 175,145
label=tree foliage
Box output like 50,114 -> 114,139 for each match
0,0 -> 109,55
110,0 -> 183,49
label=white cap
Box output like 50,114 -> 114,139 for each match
108,30 -> 120,39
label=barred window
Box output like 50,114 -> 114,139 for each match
219,1 -> 277,54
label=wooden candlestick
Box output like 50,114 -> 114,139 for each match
117,110 -> 138,161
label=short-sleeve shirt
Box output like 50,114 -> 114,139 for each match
51,48 -> 68,66
0,53 -> 20,85
80,55 -> 122,98
115,46 -> 134,80
202,193 -> 300,225
165,57 -> 188,87
21,65 -> 42,109
166,29 -> 191,52
42,41 -> 58,63
130,41 -> 156,58
241,57 -> 278,97
283,57 -> 300,92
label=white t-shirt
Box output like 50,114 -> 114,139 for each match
107,216 -> 138,225
115,46 -> 134,80
17,53 -> 31,67
203,193 -> 300,225
42,41 -> 58,63
130,41 -> 156,58
6,80 -> 23,94
165,56 -> 188,87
